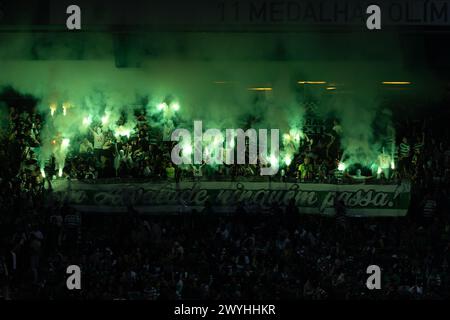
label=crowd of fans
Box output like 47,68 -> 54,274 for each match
2,203 -> 450,300
1,98 -> 450,300
3,101 -> 440,185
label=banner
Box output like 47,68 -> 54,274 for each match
49,180 -> 411,216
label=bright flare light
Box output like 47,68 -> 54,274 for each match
377,167 -> 382,174
101,114 -> 109,125
61,138 -> 70,150
83,115 -> 92,126
183,144 -> 193,156
284,155 -> 292,166
338,162 -> 346,171
391,161 -> 395,170
114,126 -> 132,138
58,168 -> 63,178
62,103 -> 68,116
157,102 -> 168,111
269,154 -> 278,167
40,168 -> 46,178
50,103 -> 57,116
283,133 -> 291,142
289,128 -> 302,142
171,102 -> 180,111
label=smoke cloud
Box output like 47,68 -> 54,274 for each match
0,31 -> 418,170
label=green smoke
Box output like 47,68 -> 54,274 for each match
0,30 -> 439,171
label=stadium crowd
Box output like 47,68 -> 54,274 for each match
1,99 -> 450,300
3,101 -> 447,185
1,201 -> 450,300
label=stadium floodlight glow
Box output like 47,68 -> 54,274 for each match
171,102 -> 180,111
247,87 -> 272,91
338,162 -> 346,171
157,102 -> 168,111
298,81 -> 327,85
382,81 -> 411,85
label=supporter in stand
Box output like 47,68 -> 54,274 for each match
1,99 -> 449,301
